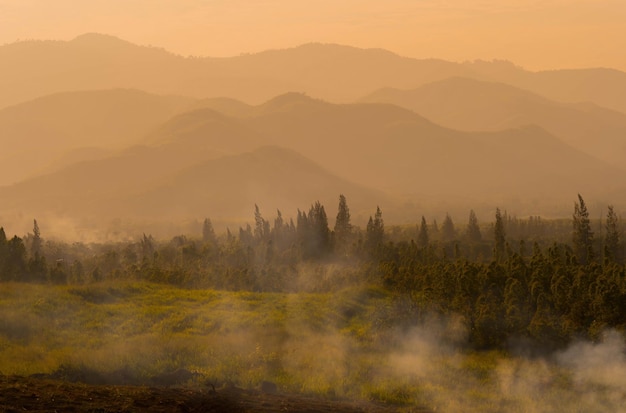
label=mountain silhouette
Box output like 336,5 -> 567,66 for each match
361,77 -> 626,169
0,89 -> 193,185
3,34 -> 626,114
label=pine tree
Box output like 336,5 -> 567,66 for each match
31,219 -> 42,258
417,216 -> 429,248
573,194 -> 594,264
441,213 -> 456,242
298,201 -> 331,258
202,218 -> 217,245
272,209 -> 285,248
494,208 -> 506,262
466,209 -> 482,242
274,210 -> 284,233
28,219 -> 47,282
333,194 -> 353,255
334,194 -> 351,233
365,206 -> 384,253
254,204 -> 270,242
604,205 -> 621,263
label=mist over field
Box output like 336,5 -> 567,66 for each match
1,2 -> 626,411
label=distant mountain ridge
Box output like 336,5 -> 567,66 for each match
0,89 -> 194,185
3,33 -> 626,113
361,77 -> 626,169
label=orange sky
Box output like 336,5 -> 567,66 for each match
1,0 -> 625,71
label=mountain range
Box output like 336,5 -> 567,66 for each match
3,33 -> 626,113
361,77 -> 626,169
1,34 -> 626,238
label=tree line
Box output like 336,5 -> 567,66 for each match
0,194 -> 624,349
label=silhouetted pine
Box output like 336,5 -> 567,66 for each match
254,204 -> 270,242
573,194 -> 594,264
494,208 -> 506,262
441,213 -> 456,242
466,210 -> 482,243
27,219 -> 47,282
417,216 -> 429,248
365,206 -> 384,254
604,205 -> 621,264
333,194 -> 353,255
202,218 -> 217,245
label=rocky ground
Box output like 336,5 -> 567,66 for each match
0,375 -> 430,413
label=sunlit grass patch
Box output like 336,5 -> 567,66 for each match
460,350 -> 504,383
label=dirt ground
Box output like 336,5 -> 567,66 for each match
0,375 -> 430,413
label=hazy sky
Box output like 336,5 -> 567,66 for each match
1,0 -> 625,71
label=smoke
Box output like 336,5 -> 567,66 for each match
555,330 -> 626,412
387,314 -> 468,377
383,315 -> 626,413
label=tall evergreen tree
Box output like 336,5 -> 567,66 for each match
494,208 -> 506,262
365,206 -> 384,253
304,201 -> 331,258
604,205 -> 621,263
274,209 -> 284,233
334,194 -> 353,254
202,218 -> 217,245
417,216 -> 429,248
28,219 -> 47,282
466,210 -> 482,242
334,194 -> 351,233
573,194 -> 594,264
31,219 -> 42,258
254,204 -> 270,242
441,213 -> 456,242
272,209 -> 285,248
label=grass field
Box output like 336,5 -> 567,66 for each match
0,281 -> 623,412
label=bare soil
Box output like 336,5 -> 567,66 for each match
0,375 -> 429,413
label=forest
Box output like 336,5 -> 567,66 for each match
1,193 -> 624,352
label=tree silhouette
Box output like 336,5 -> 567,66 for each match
441,213 -> 456,242
28,219 -> 47,282
572,194 -> 594,264
604,205 -> 621,263
333,194 -> 353,254
466,210 -> 482,243
365,206 -> 384,253
202,218 -> 217,245
417,216 -> 429,248
494,208 -> 506,262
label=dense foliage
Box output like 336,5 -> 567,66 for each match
1,194 -> 624,350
